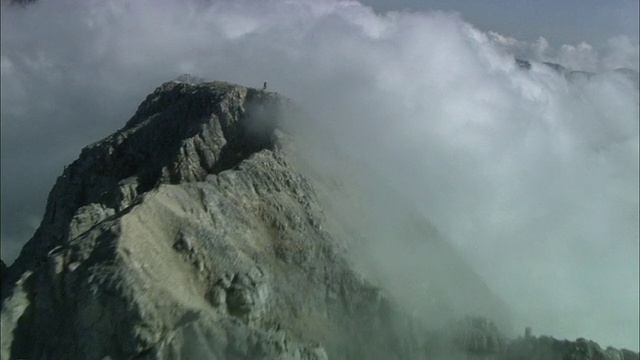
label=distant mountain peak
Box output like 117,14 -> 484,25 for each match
514,58 -> 640,88
2,77 -> 636,360
1,78 -> 427,359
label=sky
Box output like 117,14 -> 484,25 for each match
1,0 -> 639,352
361,0 -> 640,46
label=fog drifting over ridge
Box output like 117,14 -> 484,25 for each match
1,0 -> 638,352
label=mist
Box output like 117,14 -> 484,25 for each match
1,0 -> 638,351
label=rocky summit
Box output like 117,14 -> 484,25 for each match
1,77 -> 638,360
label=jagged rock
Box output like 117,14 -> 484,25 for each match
1,78 -> 430,359
4,80 -> 288,280
515,58 -> 566,73
4,76 -> 631,359
514,58 -> 640,91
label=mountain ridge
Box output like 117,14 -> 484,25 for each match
1,77 -> 637,360
1,78 -> 426,359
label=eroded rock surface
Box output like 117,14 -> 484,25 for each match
0,79 -> 426,359
3,77 -> 635,360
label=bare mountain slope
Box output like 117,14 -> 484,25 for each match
4,77 -> 630,360
1,79 -> 434,359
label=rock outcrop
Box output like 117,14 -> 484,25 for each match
514,58 -> 640,88
0,79 -> 433,359
2,77 -> 636,360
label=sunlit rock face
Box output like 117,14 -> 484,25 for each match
2,77 -> 636,360
0,78 -> 438,359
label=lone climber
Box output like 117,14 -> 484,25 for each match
263,81 -> 267,90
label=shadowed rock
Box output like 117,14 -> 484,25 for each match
3,76 -> 635,360
0,78 -> 427,359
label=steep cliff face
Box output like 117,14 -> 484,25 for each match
4,77 -> 633,360
1,78 -> 434,359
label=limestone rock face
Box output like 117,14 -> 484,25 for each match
1,79 -> 427,359
5,77 -> 633,360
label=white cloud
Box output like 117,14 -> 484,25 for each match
603,35 -> 640,70
1,0 -> 638,351
558,42 -> 599,72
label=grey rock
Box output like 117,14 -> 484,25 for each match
0,79 -> 428,359
515,59 -> 638,89
514,58 -> 566,74
225,273 -> 270,318
3,77 -> 628,360
173,232 -> 194,253
207,285 -> 227,307
515,58 -> 639,90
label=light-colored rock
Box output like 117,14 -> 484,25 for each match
1,79 -> 424,359
3,76 -> 625,360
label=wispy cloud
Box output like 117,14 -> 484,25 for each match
1,0 -> 638,350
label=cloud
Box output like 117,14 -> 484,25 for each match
1,0 -> 638,351
603,36 -> 640,70
488,30 -> 639,72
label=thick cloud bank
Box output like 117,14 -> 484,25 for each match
1,0 -> 638,351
